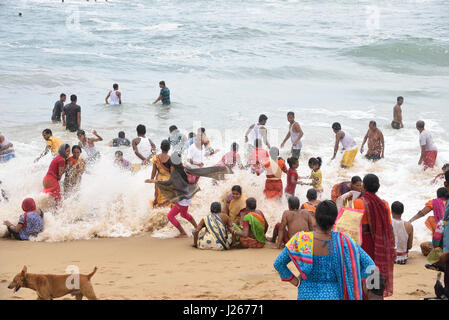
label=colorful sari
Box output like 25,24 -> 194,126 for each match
331,181 -> 351,203
63,157 -> 85,193
240,211 -> 266,248
222,192 -> 247,224
263,159 -> 287,199
197,214 -> 232,251
152,155 -> 172,208
285,231 -> 369,300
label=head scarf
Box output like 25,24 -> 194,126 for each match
22,198 -> 36,212
58,144 -> 70,158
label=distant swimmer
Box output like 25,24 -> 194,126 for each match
360,121 -> 385,161
62,94 -> 81,132
152,81 -> 170,105
0,132 -> 15,163
416,120 -> 438,170
34,129 -> 62,163
331,122 -> 358,169
392,96 -> 404,129
132,124 -> 156,165
105,83 -> 121,105
244,114 -> 270,153
109,131 -> 130,147
18,13 -> 22,17
280,111 -> 303,159
52,93 -> 66,123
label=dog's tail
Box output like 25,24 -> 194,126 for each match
87,266 -> 98,280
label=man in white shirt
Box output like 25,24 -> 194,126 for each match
416,120 -> 438,170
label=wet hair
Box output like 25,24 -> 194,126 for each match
315,200 -> 338,231
60,93 -> 66,98
288,196 -> 300,210
332,122 -> 341,131
258,114 -> 268,123
42,129 -> 52,135
246,197 -> 257,210
369,120 -> 377,127
188,132 -> 195,139
231,185 -> 242,194
287,157 -> 298,168
231,142 -> 239,152
72,145 -> 81,153
370,273 -> 386,296
442,164 -> 449,171
306,188 -> 317,201
58,144 -> 70,158
391,201 -> 404,215
397,96 -> 403,102
113,83 -> 118,90
160,139 -> 171,152
363,174 -> 380,193
169,125 -> 177,133
416,120 -> 425,129
210,202 -> 221,214
437,187 -> 449,199
115,150 -> 123,156
308,157 -> 322,169
351,176 -> 362,184
159,81 -> 165,86
287,111 -> 294,117
76,130 -> 85,136
254,138 -> 263,148
200,127 -> 206,134
118,131 -> 125,139
136,124 -> 146,135
70,94 -> 77,102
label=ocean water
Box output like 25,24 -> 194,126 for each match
0,0 -> 448,245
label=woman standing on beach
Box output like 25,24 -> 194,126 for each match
42,144 -> 70,204
150,140 -> 173,208
273,200 -> 375,300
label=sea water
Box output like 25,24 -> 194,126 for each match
0,0 -> 448,245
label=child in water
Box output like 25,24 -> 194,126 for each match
300,157 -> 323,199
114,150 -> 131,171
284,157 -> 300,199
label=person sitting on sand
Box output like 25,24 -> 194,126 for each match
360,121 -> 385,161
42,144 -> 70,205
63,145 -> 86,194
150,140 -> 173,208
108,131 -> 130,147
193,202 -> 234,251
0,132 -> 15,163
216,143 -> 244,169
300,189 -> 321,214
232,197 -> 268,248
222,185 -> 247,224
273,200 -> 375,300
35,129 -> 62,163
331,176 -> 363,203
391,201 -> 413,265
331,122 -> 358,168
77,129 -> 102,164
105,83 -> 121,105
3,198 -> 43,241
432,164 -> 449,185
114,150 -> 132,171
271,196 -> 315,249
263,147 -> 288,199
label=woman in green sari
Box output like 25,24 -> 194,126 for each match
233,197 -> 268,248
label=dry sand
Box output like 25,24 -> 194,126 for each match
0,235 -> 438,300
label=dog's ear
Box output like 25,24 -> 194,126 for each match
21,266 -> 27,275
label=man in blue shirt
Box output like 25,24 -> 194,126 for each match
153,81 -> 170,105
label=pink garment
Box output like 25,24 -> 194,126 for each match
432,198 -> 446,223
167,203 -> 194,228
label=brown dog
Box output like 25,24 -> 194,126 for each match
8,266 -> 98,300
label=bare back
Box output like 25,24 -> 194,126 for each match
284,209 -> 315,238
393,105 -> 402,123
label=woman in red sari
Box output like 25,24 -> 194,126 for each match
263,147 -> 287,199
42,144 -> 70,204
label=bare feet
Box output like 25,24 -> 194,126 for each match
175,233 -> 188,238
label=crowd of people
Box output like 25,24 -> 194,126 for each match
1,93 -> 448,300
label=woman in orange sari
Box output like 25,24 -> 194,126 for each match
150,140 -> 173,208
263,147 -> 287,199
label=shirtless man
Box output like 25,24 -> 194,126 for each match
244,114 -> 270,153
272,196 -> 315,249
132,124 -> 156,165
360,121 -> 385,161
280,111 -> 303,159
392,96 -> 404,129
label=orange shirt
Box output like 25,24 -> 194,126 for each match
425,199 -> 447,211
353,198 -> 392,225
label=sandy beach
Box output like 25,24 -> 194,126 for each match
0,235 -> 437,300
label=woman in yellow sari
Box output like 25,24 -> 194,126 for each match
222,185 -> 247,224
150,140 -> 173,208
